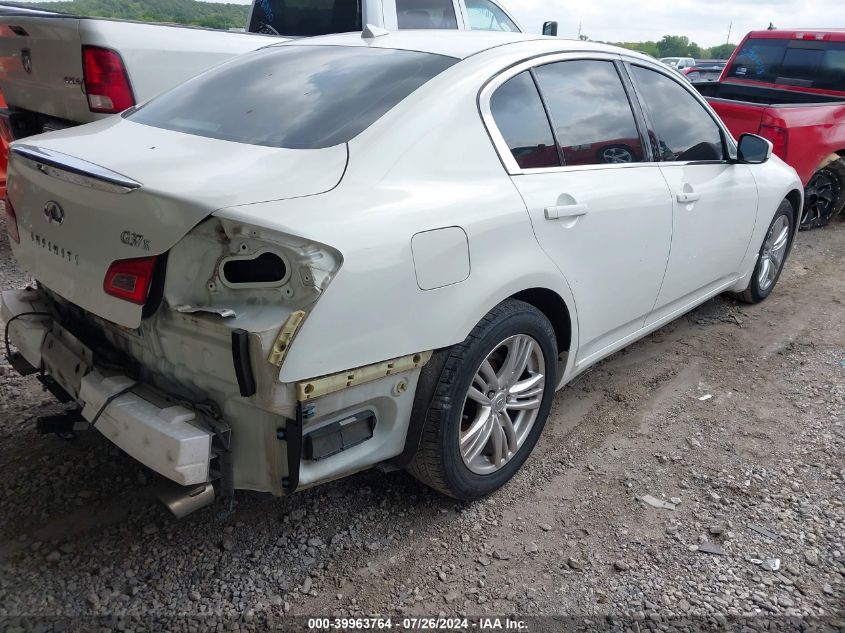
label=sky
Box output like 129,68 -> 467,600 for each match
209,0 -> 843,48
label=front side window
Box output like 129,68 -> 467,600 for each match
248,0 -> 362,36
489,71 -> 559,170
465,0 -> 519,32
533,60 -> 645,166
631,65 -> 724,162
396,0 -> 458,29
128,46 -> 457,149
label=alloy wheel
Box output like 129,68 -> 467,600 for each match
758,215 -> 790,293
459,334 -> 546,475
601,146 -> 634,164
802,168 -> 842,228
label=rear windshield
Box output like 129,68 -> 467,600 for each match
127,46 -> 457,149
249,0 -> 362,36
727,38 -> 845,92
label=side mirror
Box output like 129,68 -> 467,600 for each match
737,133 -> 773,164
542,21 -> 558,37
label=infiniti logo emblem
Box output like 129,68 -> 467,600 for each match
44,201 -> 65,225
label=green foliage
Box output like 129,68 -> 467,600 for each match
7,0 -> 250,30
707,43 -> 738,60
611,37 -> 736,61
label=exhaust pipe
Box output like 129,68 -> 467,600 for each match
157,481 -> 215,519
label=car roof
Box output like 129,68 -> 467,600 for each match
746,29 -> 845,42
277,30 -> 641,60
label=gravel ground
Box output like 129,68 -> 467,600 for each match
0,210 -> 843,632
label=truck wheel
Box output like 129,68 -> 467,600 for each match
801,159 -> 845,230
407,300 -> 557,501
735,199 -> 794,304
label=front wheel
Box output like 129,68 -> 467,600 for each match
407,300 -> 557,500
735,199 -> 794,304
801,159 -> 845,230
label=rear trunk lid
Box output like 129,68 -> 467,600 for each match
0,15 -> 93,122
7,117 -> 348,328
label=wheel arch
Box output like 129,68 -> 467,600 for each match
510,287 -> 573,355
784,188 -> 803,230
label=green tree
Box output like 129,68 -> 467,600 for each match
707,43 -> 737,60
8,0 -> 250,30
657,35 -> 690,57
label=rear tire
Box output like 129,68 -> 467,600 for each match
800,158 -> 845,230
407,300 -> 557,501
735,199 -> 794,304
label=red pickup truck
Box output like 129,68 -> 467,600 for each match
695,29 -> 845,229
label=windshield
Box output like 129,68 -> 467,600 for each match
727,38 -> 845,92
127,46 -> 458,149
248,0 -> 362,36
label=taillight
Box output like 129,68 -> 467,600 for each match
82,46 -> 135,114
103,257 -> 157,305
759,125 -> 788,159
4,196 -> 20,244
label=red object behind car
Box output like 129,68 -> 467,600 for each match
0,90 -> 7,199
694,29 -> 845,228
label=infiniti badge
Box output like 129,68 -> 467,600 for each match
44,201 -> 65,225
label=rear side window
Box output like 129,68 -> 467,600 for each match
127,46 -> 457,149
728,38 -> 845,92
465,0 -> 519,32
248,0 -> 362,36
396,0 -> 458,29
534,60 -> 645,166
489,72 -> 559,170
631,66 -> 724,162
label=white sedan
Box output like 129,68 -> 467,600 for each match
2,31 -> 802,513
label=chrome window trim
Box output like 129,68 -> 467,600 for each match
11,144 -> 142,194
480,52 -> 739,176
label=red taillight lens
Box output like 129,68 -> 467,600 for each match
4,196 -> 20,244
759,125 -> 788,159
103,257 -> 157,305
82,45 -> 135,114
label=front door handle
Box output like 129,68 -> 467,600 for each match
545,203 -> 589,221
677,192 -> 701,204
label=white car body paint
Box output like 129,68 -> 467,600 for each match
1,32 -> 803,498
411,227 -> 471,291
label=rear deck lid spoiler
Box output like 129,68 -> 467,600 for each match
10,144 -> 141,194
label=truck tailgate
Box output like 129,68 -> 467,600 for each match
704,97 -> 766,138
0,16 -> 91,122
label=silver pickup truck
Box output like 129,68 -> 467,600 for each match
0,0 -> 547,140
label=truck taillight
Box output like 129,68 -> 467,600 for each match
83,46 -> 135,114
4,196 -> 20,244
759,125 -> 788,159
103,257 -> 157,305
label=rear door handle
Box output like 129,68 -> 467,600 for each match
545,203 -> 589,220
677,192 -> 701,204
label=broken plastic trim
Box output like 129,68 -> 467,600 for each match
231,329 -> 256,398
268,310 -> 306,367
280,406 -> 303,493
296,351 -> 433,402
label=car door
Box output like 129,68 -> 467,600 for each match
481,55 -> 674,367
626,63 -> 759,323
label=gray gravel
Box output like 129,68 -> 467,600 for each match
0,210 -> 843,631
